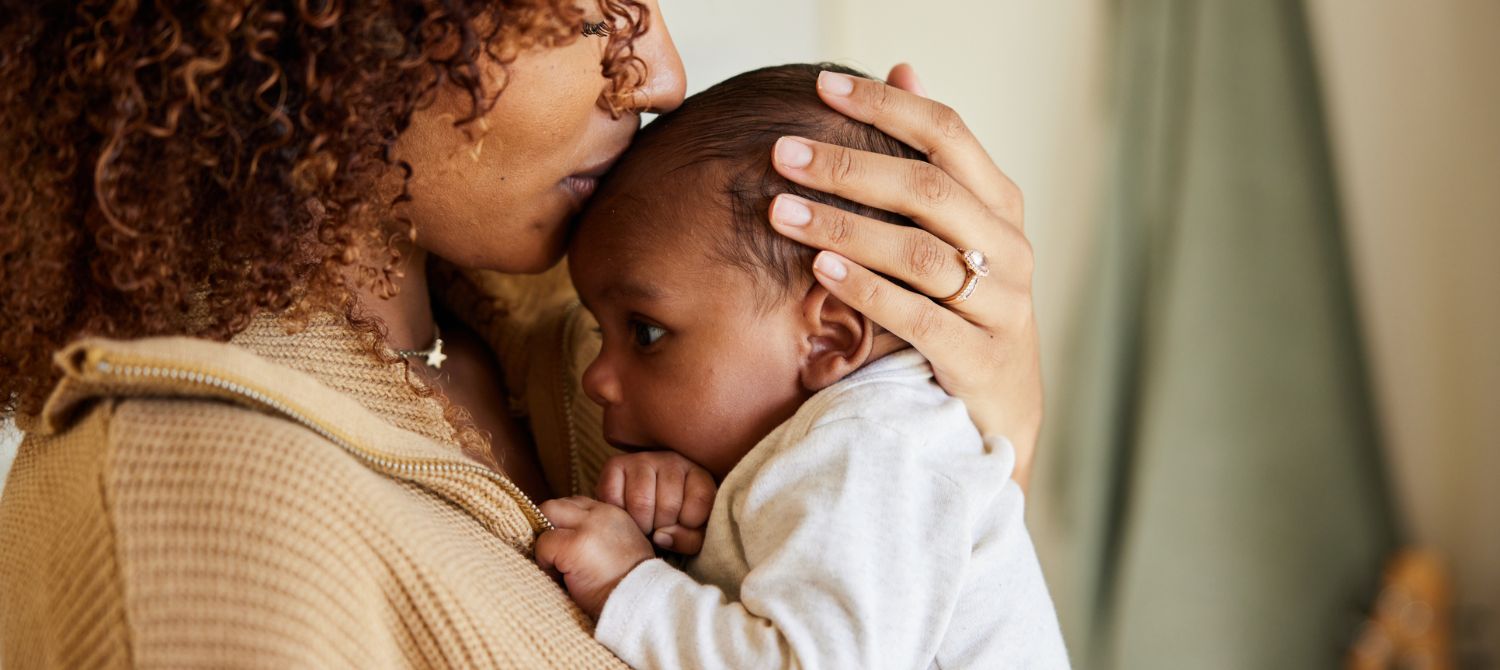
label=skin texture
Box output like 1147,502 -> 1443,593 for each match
393,12 -> 644,276
367,0 -> 687,350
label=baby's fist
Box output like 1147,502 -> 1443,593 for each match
597,450 -> 717,554
535,496 -> 654,619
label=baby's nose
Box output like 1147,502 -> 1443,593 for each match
581,355 -> 623,408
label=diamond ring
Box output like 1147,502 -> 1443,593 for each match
938,248 -> 990,305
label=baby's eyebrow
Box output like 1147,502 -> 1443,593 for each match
602,280 -> 663,302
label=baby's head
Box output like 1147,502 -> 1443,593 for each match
570,64 -> 922,478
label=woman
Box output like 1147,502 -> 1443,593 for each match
0,0 -> 1042,666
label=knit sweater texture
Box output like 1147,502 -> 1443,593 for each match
0,265 -> 626,668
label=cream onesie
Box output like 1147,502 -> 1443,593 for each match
594,348 -> 1070,669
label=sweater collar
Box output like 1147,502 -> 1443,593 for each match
227,314 -> 461,450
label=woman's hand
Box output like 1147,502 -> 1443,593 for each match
767,65 -> 1042,491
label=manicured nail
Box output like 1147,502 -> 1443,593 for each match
819,70 -> 855,96
652,531 -> 673,549
771,195 -> 812,226
814,252 -> 848,281
775,137 -> 813,169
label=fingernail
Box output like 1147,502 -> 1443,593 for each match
775,137 -> 813,169
819,70 -> 855,96
814,252 -> 848,281
771,195 -> 812,227
652,531 -> 673,549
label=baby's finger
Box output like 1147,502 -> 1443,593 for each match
622,462 -> 658,534
652,525 -> 705,556
770,194 -> 970,301
677,469 -> 716,529
811,251 -> 970,374
652,464 -> 687,533
596,459 -> 627,508
533,528 -> 575,574
539,497 -> 594,530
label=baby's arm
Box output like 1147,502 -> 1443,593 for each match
558,420 -> 977,669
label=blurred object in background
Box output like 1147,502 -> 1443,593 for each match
1348,549 -> 1454,670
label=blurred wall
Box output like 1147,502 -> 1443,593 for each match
1307,1 -> 1500,661
657,0 -> 822,98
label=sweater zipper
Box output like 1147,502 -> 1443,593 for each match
89,355 -> 553,534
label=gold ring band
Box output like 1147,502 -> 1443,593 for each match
938,248 -> 989,305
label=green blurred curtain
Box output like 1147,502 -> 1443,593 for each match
1038,1 -> 1394,667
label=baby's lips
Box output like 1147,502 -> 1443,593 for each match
604,436 -> 655,453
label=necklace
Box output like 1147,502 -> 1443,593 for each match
395,324 -> 447,369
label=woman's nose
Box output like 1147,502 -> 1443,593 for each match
629,0 -> 687,114
581,354 -> 623,409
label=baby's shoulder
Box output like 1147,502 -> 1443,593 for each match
747,350 -> 1012,492
798,350 -> 975,450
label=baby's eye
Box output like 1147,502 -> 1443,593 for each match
629,320 -> 666,348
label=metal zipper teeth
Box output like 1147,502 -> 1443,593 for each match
561,301 -> 584,498
92,357 -> 553,533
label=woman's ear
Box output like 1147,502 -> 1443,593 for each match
797,283 -> 876,392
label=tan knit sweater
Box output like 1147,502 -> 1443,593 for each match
0,265 -> 624,668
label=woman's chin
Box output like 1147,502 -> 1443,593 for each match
433,187 -> 583,274
496,228 -> 572,275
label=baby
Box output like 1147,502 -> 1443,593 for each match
536,64 -> 1068,669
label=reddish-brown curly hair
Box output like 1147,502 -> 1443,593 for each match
0,0 -> 649,419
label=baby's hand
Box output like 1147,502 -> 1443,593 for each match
535,497 -> 654,619
597,451 -> 717,554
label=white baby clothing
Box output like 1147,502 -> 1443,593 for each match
594,348 -> 1070,669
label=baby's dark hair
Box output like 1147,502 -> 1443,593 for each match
605,63 -> 924,300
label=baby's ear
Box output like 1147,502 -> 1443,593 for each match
797,284 -> 875,392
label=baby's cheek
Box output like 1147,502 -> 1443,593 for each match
687,368 -> 803,477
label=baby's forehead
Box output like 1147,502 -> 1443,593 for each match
578,161 -> 732,247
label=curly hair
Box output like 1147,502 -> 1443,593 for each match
0,0 -> 650,421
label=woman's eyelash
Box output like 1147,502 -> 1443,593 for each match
582,20 -> 612,37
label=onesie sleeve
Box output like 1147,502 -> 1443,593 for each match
594,418 -> 974,669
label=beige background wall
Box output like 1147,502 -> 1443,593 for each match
1306,1 -> 1500,661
